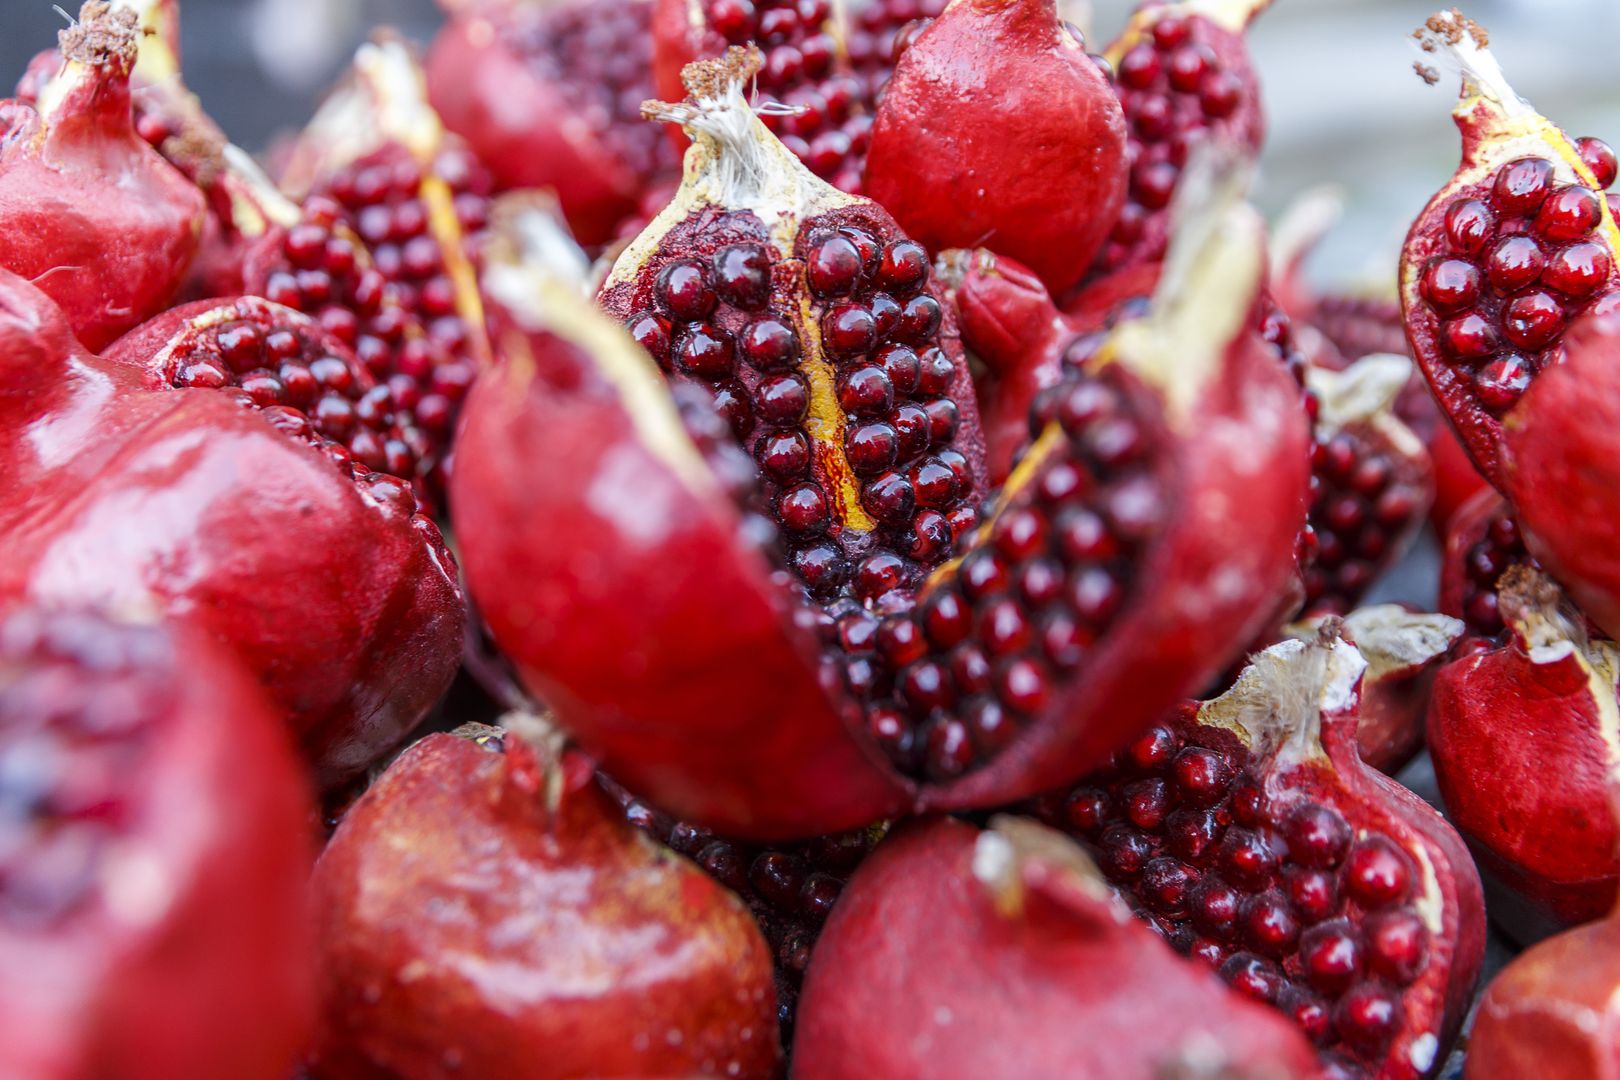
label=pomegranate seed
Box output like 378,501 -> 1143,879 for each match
1419,257 -> 1481,312
1364,909 -> 1429,985
1344,837 -> 1412,908
1501,291 -> 1565,350
1300,921 -> 1364,994
807,234 -> 864,297
713,244 -> 773,309
1541,241 -> 1612,297
1485,235 -> 1545,291
1577,135 -> 1619,188
822,304 -> 877,356
1444,198 -> 1494,253
1494,157 -> 1555,214
1335,983 -> 1400,1055
1475,353 -> 1533,413
1534,185 -> 1602,241
740,318 -> 800,370
1441,312 -> 1498,359
778,483 -> 830,534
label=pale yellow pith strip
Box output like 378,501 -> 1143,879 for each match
796,294 -> 873,532
419,173 -> 492,367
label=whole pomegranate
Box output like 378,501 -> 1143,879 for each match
0,274 -> 464,790
1465,890 -> 1620,1078
1400,11 -> 1620,638
0,607 -> 313,1080
1429,565 -> 1620,942
794,816 -> 1321,1079
310,724 -> 780,1079
453,53 -> 1309,838
427,0 -> 680,246
1036,631 -> 1486,1079
865,0 -> 1127,296
0,1 -> 205,349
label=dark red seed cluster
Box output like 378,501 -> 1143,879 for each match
1039,722 -> 1435,1078
1455,503 -> 1535,640
168,308 -> 424,496
0,611 -> 175,926
1100,12 -> 1250,273
1312,295 -> 1409,364
1417,141 -> 1620,418
505,0 -> 680,187
608,779 -> 879,1043
627,217 -> 977,608
706,0 -> 946,191
1303,433 -> 1422,615
838,369 -> 1159,781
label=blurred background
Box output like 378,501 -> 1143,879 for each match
4,0 -> 1618,298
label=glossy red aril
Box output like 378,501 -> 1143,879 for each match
651,0 -> 950,193
0,2 -> 205,349
1036,632 -> 1485,1078
0,275 -> 464,791
427,0 -> 679,246
1301,356 -> 1434,617
274,39 -> 495,494
310,724 -> 779,1078
793,816 -> 1320,1079
1465,895 -> 1620,1079
452,54 -> 1308,839
864,0 -> 1127,296
1401,14 -> 1620,637
608,780 -> 882,1042
1094,0 -> 1273,278
0,608 -> 313,1080
1285,606 -> 1462,776
1437,489 -> 1554,645
1429,566 -> 1620,942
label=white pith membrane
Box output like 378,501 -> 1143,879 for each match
1307,354 -> 1421,454
1400,10 -> 1620,463
1042,628 -> 1465,1076
1286,605 -> 1463,685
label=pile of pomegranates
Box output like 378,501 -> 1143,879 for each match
4,0 -> 1620,1075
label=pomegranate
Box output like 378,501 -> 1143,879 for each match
0,1 -> 206,349
1465,889 -> 1620,1079
1401,12 -> 1620,637
1301,355 -> 1434,618
1429,565 -> 1620,942
1284,606 -> 1462,775
794,816 -> 1321,1078
0,607 -> 313,1080
1438,488 -> 1548,645
309,723 -> 779,1079
1092,0 -> 1273,279
608,778 -> 883,1043
652,0 -> 950,192
453,53 -> 1309,837
0,274 -> 465,790
1036,631 -> 1486,1078
427,0 -> 680,246
1428,421 -> 1489,536
864,0 -> 1127,297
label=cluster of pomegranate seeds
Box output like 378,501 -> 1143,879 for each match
1313,295 -> 1410,362
503,0 -> 679,186
1304,433 -> 1422,615
1416,139 -> 1619,418
165,303 -> 424,491
1452,502 -> 1535,640
0,613 -> 171,925
844,367 -> 1158,781
700,0 -> 946,190
1040,723 -> 1436,1078
610,781 -> 877,1041
1100,10 -> 1253,273
626,217 -> 978,603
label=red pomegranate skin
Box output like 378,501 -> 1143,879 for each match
0,276 -> 465,790
0,2 -> 205,350
1466,912 -> 1620,1079
426,0 -> 668,246
1428,567 -> 1620,938
1502,311 -> 1620,640
1428,421 -> 1488,536
309,728 -> 780,1079
794,816 -> 1320,1079
866,0 -> 1128,297
0,608 -> 314,1080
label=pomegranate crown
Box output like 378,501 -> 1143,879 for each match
58,1 -> 139,73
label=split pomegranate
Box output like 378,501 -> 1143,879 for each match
1401,12 -> 1620,637
1037,632 -> 1485,1079
651,0 -> 950,192
427,0 -> 680,246
1301,356 -> 1434,617
864,0 -> 1127,296
0,1 -> 205,349
0,607 -> 313,1080
453,51 -> 1309,837
309,724 -> 779,1079
1093,0 -> 1272,279
1285,606 -> 1462,775
1465,892 -> 1620,1079
1429,566 -> 1620,942
608,780 -> 882,1043
794,816 -> 1320,1079
0,274 -> 465,790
